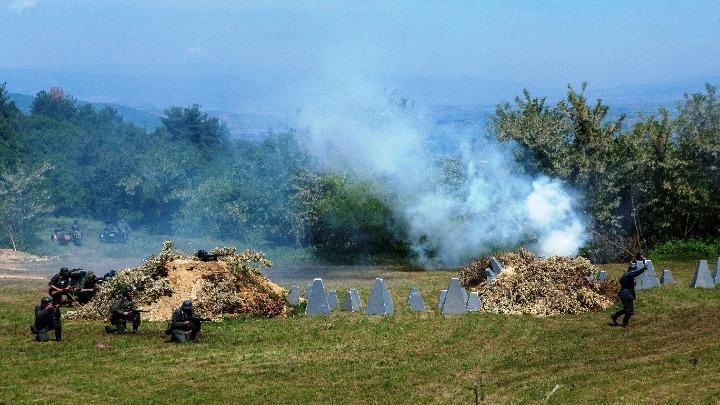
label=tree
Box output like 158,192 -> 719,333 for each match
30,87 -> 77,120
0,83 -> 21,168
161,104 -> 227,149
491,83 -> 628,260
0,163 -> 54,250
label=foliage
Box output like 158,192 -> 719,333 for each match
491,83 -> 720,261
0,163 -> 54,250
648,239 -> 720,260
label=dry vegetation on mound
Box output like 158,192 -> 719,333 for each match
460,249 -> 618,316
67,241 -> 287,321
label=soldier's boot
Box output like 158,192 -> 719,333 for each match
622,313 -> 632,327
116,322 -> 127,334
54,326 -> 61,341
105,325 -> 115,334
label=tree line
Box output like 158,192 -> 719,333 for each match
0,82 -> 718,262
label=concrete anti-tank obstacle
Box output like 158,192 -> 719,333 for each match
597,271 -> 608,282
490,257 -> 503,274
327,290 -> 338,311
407,288 -> 425,312
437,290 -> 447,309
466,291 -> 481,311
636,260 -> 660,290
286,286 -> 301,306
660,269 -> 674,285
442,278 -> 468,316
715,258 -> 720,285
305,278 -> 330,315
691,260 -> 715,288
341,289 -> 361,312
365,278 -> 394,315
485,268 -> 496,286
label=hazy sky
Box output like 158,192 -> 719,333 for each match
1,1 -> 719,109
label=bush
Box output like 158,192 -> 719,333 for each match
648,239 -> 720,260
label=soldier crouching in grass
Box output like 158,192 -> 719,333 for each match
105,284 -> 141,334
32,296 -> 61,342
610,253 -> 648,327
166,300 -> 203,343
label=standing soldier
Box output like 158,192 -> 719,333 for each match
106,285 -> 141,334
610,253 -> 649,327
32,296 -> 61,342
167,300 -> 203,343
48,267 -> 72,304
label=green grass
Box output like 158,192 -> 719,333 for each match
1,261 -> 719,404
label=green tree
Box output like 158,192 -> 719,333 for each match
161,104 -> 227,149
0,163 -> 54,250
30,87 -> 77,120
0,83 -> 21,169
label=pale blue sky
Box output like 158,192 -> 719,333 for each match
1,1 -> 719,109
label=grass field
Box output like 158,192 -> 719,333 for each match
1,260 -> 719,404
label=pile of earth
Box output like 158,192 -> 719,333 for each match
459,249 -> 618,316
67,241 -> 287,321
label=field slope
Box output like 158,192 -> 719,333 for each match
1,260 -> 719,404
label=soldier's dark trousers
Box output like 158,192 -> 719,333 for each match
172,320 -> 202,343
612,298 -> 634,325
35,324 -> 61,342
110,313 -> 140,333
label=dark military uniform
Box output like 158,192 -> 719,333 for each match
48,269 -> 71,304
33,299 -> 61,342
611,261 -> 648,326
168,303 -> 202,343
107,295 -> 141,333
76,271 -> 97,304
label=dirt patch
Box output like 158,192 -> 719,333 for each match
0,249 -> 54,263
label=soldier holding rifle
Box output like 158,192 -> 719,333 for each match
167,300 -> 207,343
32,296 -> 61,342
106,285 -> 144,334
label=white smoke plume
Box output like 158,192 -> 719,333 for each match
296,76 -> 586,268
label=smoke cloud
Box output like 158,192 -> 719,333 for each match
297,75 -> 586,268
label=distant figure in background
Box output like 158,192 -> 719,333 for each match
32,296 -> 61,342
70,220 -> 81,232
106,285 -> 141,334
167,300 -> 203,343
610,253 -> 648,327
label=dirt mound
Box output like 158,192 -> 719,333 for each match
0,249 -> 52,263
460,249 -> 617,316
67,241 -> 287,321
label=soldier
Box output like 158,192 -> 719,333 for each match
610,253 -> 649,327
76,271 -> 98,304
70,220 -> 81,232
167,300 -> 203,343
106,285 -> 141,334
32,296 -> 61,342
48,267 -> 72,304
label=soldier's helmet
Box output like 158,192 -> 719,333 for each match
60,267 -> 70,277
40,296 -> 53,306
181,300 -> 193,311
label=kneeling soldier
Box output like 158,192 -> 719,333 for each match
106,285 -> 141,334
168,300 -> 202,343
32,296 -> 61,342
